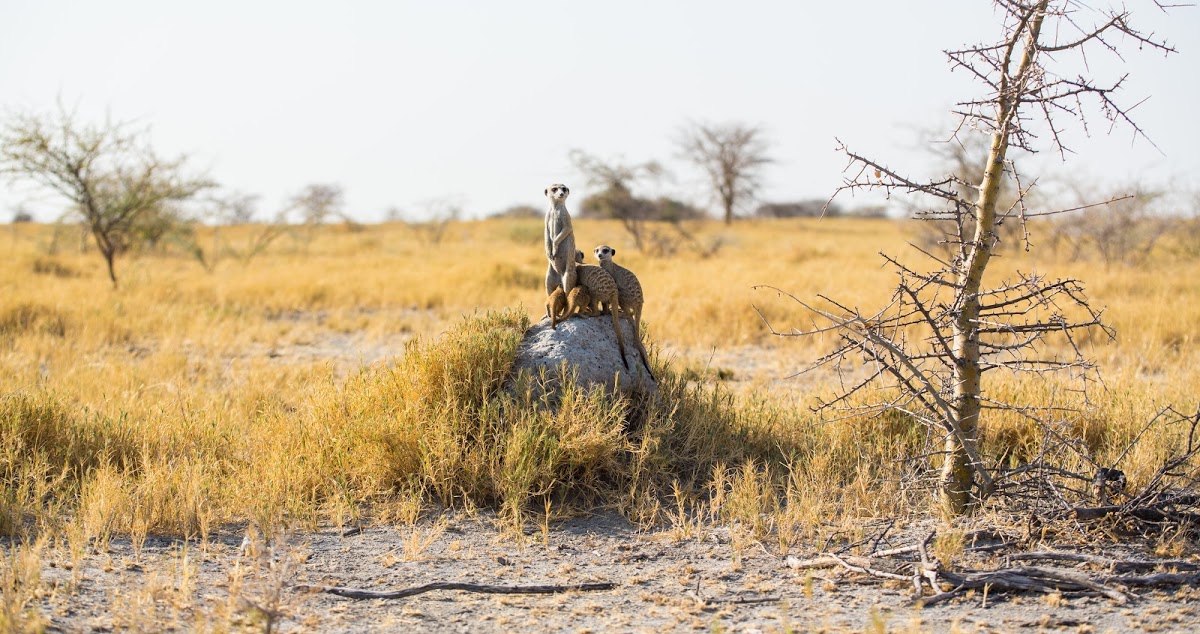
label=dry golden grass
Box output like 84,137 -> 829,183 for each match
2,216 -> 1199,578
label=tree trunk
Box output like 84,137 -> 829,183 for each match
941,1 -> 1047,514
102,247 -> 118,288
722,189 -> 735,225
94,226 -> 119,288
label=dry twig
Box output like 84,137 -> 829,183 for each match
296,581 -> 616,601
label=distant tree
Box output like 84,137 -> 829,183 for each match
569,149 -> 664,195
289,183 -> 345,225
214,191 -> 260,225
676,122 -> 772,225
190,190 -> 279,271
130,201 -> 194,250
0,104 -> 211,287
489,204 -> 541,219
384,205 -> 406,223
570,149 -> 717,255
755,200 -> 843,218
410,197 -> 461,246
577,184 -> 653,221
844,204 -> 888,218
650,197 -> 706,222
285,183 -> 345,250
10,206 -> 34,223
1050,183 -> 1171,268
570,150 -> 663,219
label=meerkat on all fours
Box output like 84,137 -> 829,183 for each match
595,245 -> 653,376
543,183 -> 578,297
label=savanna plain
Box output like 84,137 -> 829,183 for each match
3,216 -> 1200,632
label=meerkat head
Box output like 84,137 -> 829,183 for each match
575,250 -> 585,263
544,183 -> 570,203
594,245 -> 616,261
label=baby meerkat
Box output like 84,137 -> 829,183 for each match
572,260 -> 629,371
546,287 -> 568,328
564,250 -> 597,318
547,252 -> 591,328
594,245 -> 652,376
566,283 -> 596,317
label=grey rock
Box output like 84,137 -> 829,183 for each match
510,314 -> 656,400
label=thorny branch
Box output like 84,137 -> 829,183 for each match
754,265 -> 1111,490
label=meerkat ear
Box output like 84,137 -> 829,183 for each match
611,248 -> 617,256
544,188 -> 548,196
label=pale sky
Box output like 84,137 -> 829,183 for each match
2,1 -> 1197,222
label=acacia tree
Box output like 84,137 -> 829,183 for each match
759,1 -> 1175,515
676,122 -> 771,225
570,149 -> 663,250
0,105 -> 211,287
286,183 -> 346,251
289,183 -> 344,226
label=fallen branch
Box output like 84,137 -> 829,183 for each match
297,581 -> 616,600
827,553 -> 915,582
685,591 -> 779,607
1060,504 -> 1200,524
916,566 -> 1130,607
1010,550 -> 1200,573
1101,572 -> 1200,588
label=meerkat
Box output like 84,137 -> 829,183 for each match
566,285 -> 595,317
572,261 -> 629,371
546,252 -> 590,328
546,287 -> 568,328
594,245 -> 653,376
564,251 -> 598,318
543,184 -> 577,297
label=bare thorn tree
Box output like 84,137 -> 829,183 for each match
0,104 -> 212,287
289,183 -> 345,225
569,149 -> 665,251
409,197 -> 462,246
676,122 -> 772,225
287,183 -> 345,250
758,1 -> 1174,515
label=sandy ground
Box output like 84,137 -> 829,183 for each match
34,511 -> 1200,633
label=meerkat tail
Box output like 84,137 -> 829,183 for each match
609,303 -> 629,371
630,317 -> 654,380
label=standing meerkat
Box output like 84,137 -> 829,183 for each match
543,184 -> 577,297
594,245 -> 652,375
572,261 -> 630,371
